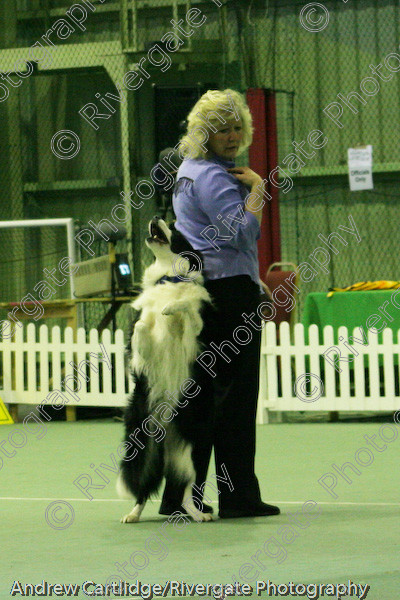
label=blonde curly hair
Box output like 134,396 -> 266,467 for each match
178,89 -> 254,160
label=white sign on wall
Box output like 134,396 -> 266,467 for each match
348,145 -> 373,191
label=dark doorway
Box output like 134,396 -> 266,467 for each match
154,84 -> 216,159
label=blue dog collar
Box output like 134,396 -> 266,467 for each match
156,275 -> 183,285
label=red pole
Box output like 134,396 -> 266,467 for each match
246,88 -> 281,281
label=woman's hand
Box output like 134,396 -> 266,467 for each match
228,167 -> 265,224
227,166 -> 263,188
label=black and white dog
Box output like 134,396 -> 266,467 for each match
117,217 -> 213,523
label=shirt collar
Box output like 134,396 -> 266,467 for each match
208,153 -> 235,168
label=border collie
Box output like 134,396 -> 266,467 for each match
117,217 -> 213,523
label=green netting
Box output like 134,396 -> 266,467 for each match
231,0 -> 400,312
0,0 -> 399,328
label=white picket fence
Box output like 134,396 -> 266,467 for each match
3,323 -> 400,423
0,324 -> 133,408
257,321 -> 400,423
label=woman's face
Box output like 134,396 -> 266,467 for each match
207,119 -> 243,160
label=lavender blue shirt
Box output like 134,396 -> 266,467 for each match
172,154 -> 261,287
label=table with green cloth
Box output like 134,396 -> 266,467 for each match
301,290 -> 400,344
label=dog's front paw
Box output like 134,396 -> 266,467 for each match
162,301 -> 190,316
162,303 -> 175,316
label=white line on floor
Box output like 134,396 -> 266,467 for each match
0,498 -> 399,506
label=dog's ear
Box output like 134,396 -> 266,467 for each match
186,248 -> 203,272
170,227 -> 203,272
170,227 -> 194,254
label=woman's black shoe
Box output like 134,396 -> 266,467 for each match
159,502 -> 214,516
219,502 -> 280,519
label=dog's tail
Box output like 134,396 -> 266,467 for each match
117,374 -> 164,502
116,471 -> 133,499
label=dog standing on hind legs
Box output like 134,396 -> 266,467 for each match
117,217 -> 213,523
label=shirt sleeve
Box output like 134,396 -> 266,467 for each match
194,166 -> 260,251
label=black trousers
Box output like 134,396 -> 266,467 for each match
162,274 -> 263,510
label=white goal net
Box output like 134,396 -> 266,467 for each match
0,218 -> 76,303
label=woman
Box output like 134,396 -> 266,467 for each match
161,89 -> 280,519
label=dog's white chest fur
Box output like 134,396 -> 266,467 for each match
131,278 -> 211,404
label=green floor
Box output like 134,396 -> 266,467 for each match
1,420 -> 399,599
